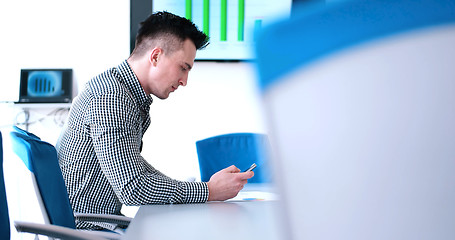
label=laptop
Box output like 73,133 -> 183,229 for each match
16,68 -> 73,104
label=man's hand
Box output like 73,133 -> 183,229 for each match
207,165 -> 254,201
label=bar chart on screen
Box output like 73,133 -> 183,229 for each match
152,0 -> 292,60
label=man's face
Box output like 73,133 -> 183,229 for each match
148,39 -> 197,99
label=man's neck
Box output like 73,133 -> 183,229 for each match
126,57 -> 151,95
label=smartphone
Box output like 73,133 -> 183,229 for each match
243,163 -> 257,172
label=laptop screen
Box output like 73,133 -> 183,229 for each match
18,69 -> 73,103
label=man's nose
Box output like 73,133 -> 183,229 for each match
179,75 -> 188,86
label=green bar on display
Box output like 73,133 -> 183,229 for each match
220,0 -> 227,41
185,0 -> 192,20
203,0 -> 210,36
238,0 -> 245,41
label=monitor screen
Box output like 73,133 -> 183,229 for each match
131,0 -> 292,61
18,69 -> 73,103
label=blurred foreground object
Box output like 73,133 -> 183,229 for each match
255,0 -> 455,239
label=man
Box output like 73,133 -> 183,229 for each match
57,11 -> 253,230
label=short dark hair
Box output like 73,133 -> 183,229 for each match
132,11 -> 209,57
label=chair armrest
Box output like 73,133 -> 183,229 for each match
14,221 -> 121,240
74,213 -> 132,228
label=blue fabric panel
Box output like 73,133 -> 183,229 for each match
0,132 -> 11,240
10,131 -> 76,229
13,126 -> 41,140
255,0 -> 455,91
196,133 -> 271,183
11,127 -> 41,171
10,131 -> 34,172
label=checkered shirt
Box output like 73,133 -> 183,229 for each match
57,60 -> 209,230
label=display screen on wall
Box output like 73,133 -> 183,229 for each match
131,0 -> 292,61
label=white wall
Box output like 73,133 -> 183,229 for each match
0,1 -> 267,239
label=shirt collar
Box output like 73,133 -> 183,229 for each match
116,60 -> 153,109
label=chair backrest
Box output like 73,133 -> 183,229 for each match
196,133 -> 271,183
0,131 -> 11,240
10,128 -> 76,229
255,0 -> 455,239
12,126 -> 41,140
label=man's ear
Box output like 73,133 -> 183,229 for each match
149,47 -> 162,66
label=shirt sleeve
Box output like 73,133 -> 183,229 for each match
87,92 -> 209,205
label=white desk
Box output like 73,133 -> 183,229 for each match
122,185 -> 284,240
11,102 -> 71,130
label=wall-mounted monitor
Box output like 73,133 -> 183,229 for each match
131,0 -> 292,61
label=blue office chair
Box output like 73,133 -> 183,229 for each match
196,133 -> 272,183
1,130 -> 117,240
10,127 -> 131,239
256,0 -> 455,239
